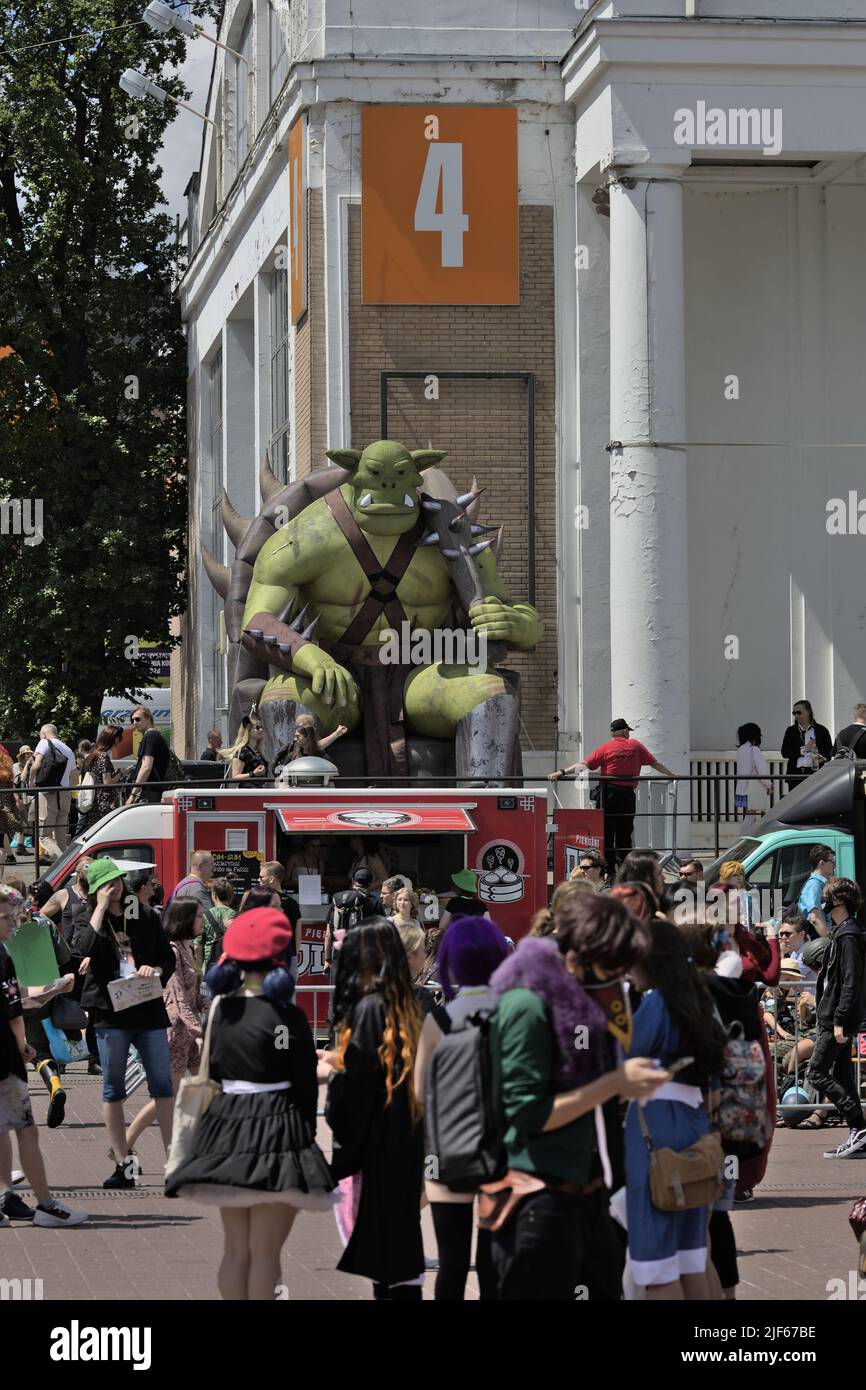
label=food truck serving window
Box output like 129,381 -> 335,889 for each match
273,806 -> 477,834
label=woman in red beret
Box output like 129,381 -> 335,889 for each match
165,908 -> 336,1300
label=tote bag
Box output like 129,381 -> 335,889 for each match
164,999 -> 220,1180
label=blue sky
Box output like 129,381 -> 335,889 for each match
157,14 -> 216,225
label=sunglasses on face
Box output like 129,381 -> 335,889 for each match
778,930 -> 795,939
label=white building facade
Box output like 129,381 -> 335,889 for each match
176,0 -> 866,793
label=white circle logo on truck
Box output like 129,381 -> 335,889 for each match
475,840 -> 525,904
328,810 -> 417,829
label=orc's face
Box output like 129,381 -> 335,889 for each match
350,443 -> 424,535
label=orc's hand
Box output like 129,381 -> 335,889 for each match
293,645 -> 359,711
469,597 -> 539,648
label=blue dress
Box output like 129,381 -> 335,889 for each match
624,989 -> 710,1287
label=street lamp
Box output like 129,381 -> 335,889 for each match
119,68 -> 222,203
141,2 -> 254,189
142,2 -> 247,60
142,1 -> 197,38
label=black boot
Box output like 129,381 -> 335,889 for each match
35,1059 -> 66,1129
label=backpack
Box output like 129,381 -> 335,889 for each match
424,1011 -> 506,1192
333,890 -> 375,934
36,739 -> 67,788
203,908 -> 225,969
834,727 -> 866,762
716,1021 -> 771,1159
164,745 -> 186,786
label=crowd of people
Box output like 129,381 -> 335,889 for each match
2,817 -> 862,1302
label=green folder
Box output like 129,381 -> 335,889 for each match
6,918 -> 59,987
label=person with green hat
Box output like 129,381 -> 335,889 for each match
77,858 -> 176,1190
439,869 -> 490,934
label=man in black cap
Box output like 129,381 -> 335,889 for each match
549,719 -> 680,875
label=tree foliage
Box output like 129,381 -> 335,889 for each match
0,0 -> 220,738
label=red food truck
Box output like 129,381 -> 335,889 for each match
41,785 -> 551,1034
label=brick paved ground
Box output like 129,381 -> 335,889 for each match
2,1062 -> 864,1302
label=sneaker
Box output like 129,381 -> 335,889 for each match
23,837 -> 33,851
103,1160 -> 138,1190
87,1058 -> 102,1075
33,1200 -> 88,1228
9,836 -> 21,851
823,1128 -> 866,1159
11,1170 -> 25,1186
734,1188 -> 754,1203
0,1190 -> 34,1221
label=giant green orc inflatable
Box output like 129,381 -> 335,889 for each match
203,441 -> 542,779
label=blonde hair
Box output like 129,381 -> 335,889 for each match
221,717 -> 263,763
397,922 -> 426,957
530,877 -> 593,936
719,860 -> 745,881
393,885 -> 420,917
855,703 -> 866,720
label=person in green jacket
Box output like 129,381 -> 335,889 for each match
203,879 -> 237,971
486,892 -> 668,1301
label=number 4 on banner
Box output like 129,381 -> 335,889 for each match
414,143 -> 470,268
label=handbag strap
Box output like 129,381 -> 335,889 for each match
197,996 -> 220,1082
634,1101 -> 657,1158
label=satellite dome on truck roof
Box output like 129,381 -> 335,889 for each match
276,755 -> 339,786
754,757 -> 866,835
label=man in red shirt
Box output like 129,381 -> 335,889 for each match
550,719 -> 680,874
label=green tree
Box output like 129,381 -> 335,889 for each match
0,0 -> 219,739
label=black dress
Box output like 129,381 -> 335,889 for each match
326,992 -> 424,1286
236,745 -> 269,779
165,993 -> 336,1210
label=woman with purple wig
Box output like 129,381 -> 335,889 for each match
485,894 -> 670,1301
414,916 -> 510,1300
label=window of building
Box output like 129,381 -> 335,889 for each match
209,349 -> 224,548
269,3 -> 289,105
269,267 -> 290,481
235,8 -> 254,168
208,350 -> 227,716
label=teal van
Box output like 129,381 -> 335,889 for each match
702,759 -> 866,907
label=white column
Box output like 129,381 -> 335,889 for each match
609,166 -> 689,770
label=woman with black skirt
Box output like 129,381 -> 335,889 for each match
320,917 -> 425,1300
165,908 -> 336,1301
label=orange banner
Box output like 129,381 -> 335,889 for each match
362,105 -> 518,305
289,115 -> 307,322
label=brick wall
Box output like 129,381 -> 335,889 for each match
293,189 -> 326,479
346,204 -> 557,749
